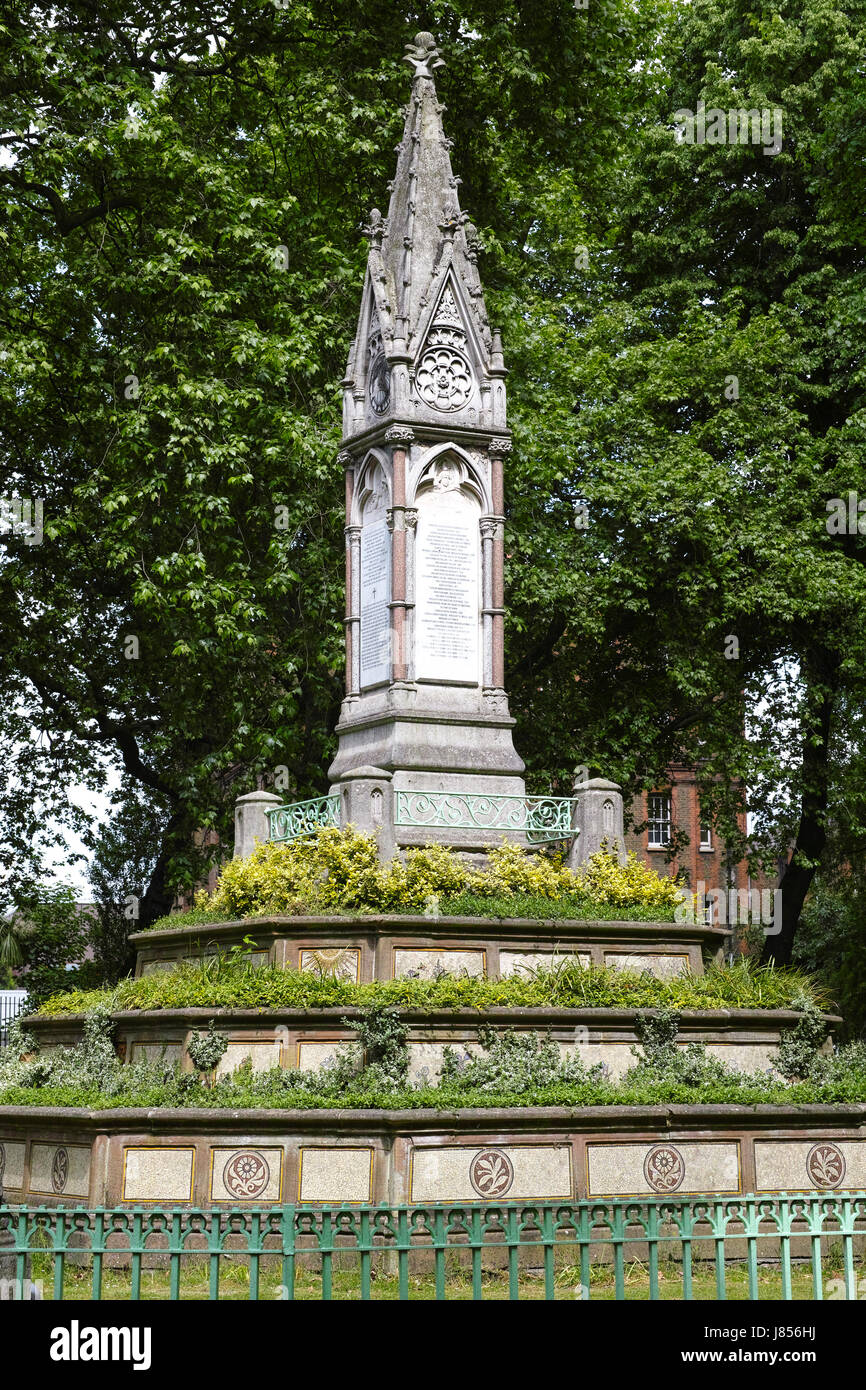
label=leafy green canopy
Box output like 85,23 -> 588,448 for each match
1,0 -> 865,968
0,0 -> 655,924
503,0 -> 866,960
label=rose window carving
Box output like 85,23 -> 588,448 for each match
416,325 -> 473,412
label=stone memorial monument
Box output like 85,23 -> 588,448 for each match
0,31 -> 850,1226
326,31 -> 530,856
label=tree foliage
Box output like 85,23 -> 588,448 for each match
0,0 -> 864,963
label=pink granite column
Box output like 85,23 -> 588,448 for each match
338,451 -> 360,697
385,426 -> 414,682
488,438 -> 512,691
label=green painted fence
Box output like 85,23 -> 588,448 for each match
2,1195 -> 866,1301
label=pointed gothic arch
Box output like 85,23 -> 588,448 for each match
409,441 -> 489,511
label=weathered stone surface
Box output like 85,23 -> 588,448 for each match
603,951 -> 691,979
705,1042 -> 778,1074
410,1144 -> 572,1202
586,1141 -> 741,1197
210,1148 -> 283,1202
568,777 -> 626,867
298,1147 -> 373,1203
129,1042 -> 183,1065
4,1104 -> 866,1204
0,1140 -> 26,1190
29,1143 -> 90,1198
214,1041 -> 283,1078
130,912 -> 725,981
754,1140 -> 866,1192
406,1041 -> 484,1085
122,1147 -> 195,1202
297,1041 -> 356,1073
393,947 -> 485,979
233,790 -> 282,860
499,950 -> 591,977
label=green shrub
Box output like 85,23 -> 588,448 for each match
4,1006 -> 866,1112
187,1020 -> 229,1075
171,827 -> 686,922
35,955 -> 828,1018
440,1026 -> 602,1093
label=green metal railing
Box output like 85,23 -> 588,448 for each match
266,794 -> 341,844
394,791 -> 575,844
266,790 -> 575,847
2,1195 -> 866,1301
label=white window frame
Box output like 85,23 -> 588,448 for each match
699,823 -> 713,850
647,793 -> 672,848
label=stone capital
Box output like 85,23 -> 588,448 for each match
384,425 -> 415,443
336,450 -> 355,468
488,438 -> 513,458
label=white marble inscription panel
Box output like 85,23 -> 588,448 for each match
122,1147 -> 195,1202
360,518 -> 390,688
415,491 -> 480,684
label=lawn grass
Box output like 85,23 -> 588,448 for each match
27,1255 -> 850,1302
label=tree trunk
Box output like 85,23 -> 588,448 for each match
762,653 -> 837,966
138,812 -> 185,931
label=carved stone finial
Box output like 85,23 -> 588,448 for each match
362,208 -> 386,248
439,197 -> 460,236
403,31 -> 445,79
464,220 -> 481,255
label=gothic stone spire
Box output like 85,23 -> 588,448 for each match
343,32 -> 504,438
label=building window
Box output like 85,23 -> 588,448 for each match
700,823 -> 713,850
647,793 -> 672,848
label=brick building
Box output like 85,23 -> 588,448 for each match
625,765 -> 752,896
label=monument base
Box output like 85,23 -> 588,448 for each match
328,682 -> 526,856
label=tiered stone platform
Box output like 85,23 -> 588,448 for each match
2,911 -> 857,1209
129,913 -> 726,981
2,1104 -> 865,1207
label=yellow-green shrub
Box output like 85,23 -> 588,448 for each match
207,828 -> 684,918
212,827 -> 388,916
574,849 -> 685,908
389,842 -> 477,910
476,842 -> 572,900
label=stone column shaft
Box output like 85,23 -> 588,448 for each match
490,451 -> 506,690
346,525 -> 361,696
386,428 -> 414,682
480,517 -> 496,689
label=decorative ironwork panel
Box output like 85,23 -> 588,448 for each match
394,790 -> 575,843
267,795 -> 341,844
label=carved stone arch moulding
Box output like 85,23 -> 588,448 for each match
409,442 -> 489,511
353,450 -> 392,524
